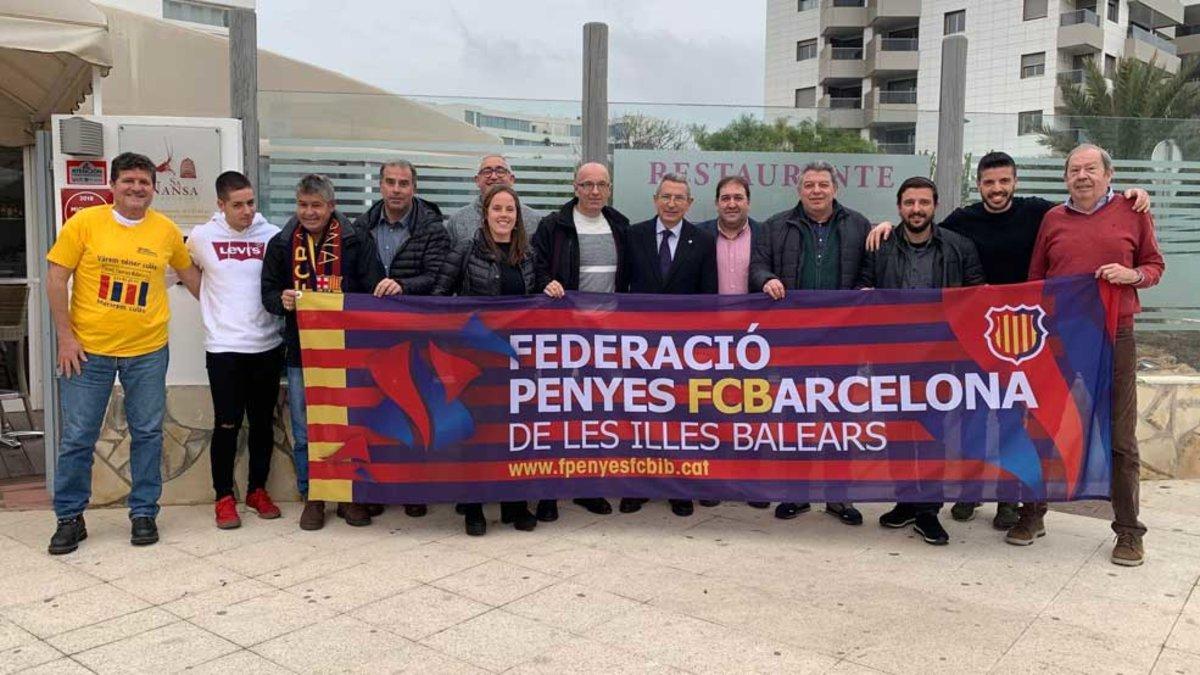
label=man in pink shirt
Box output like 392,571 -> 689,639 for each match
1012,144 -> 1165,566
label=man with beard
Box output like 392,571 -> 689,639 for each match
1015,144 -> 1164,567
856,176 -> 985,546
750,161 -> 870,526
445,155 -> 544,246
866,152 -> 1150,530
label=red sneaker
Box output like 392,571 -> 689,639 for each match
245,488 -> 282,519
215,495 -> 241,529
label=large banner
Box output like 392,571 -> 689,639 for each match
613,150 -> 932,224
297,276 -> 1117,505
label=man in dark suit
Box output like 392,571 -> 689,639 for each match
621,173 -> 717,517
694,175 -> 769,511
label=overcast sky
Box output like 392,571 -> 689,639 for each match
256,0 -> 766,107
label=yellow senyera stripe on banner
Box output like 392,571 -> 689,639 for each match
307,405 -> 347,426
309,479 -> 352,502
299,329 -> 346,350
310,442 -> 343,461
296,291 -> 345,312
303,367 -> 346,388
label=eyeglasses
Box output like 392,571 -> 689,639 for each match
478,167 -> 511,178
575,181 -> 611,192
656,194 -> 691,204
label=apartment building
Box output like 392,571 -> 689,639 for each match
764,0 -> 1186,155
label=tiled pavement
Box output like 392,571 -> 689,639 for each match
1,482 -> 1199,674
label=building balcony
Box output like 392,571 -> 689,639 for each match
1174,32 -> 1200,57
866,0 -> 920,26
1125,25 -> 1181,73
1128,0 -> 1184,29
818,44 -> 866,83
820,0 -> 868,36
866,36 -> 918,75
865,89 -> 917,125
1053,69 -> 1089,108
818,95 -> 865,128
1057,9 -> 1105,55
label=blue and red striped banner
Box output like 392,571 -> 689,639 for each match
296,275 -> 1118,504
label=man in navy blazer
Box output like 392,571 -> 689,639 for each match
620,173 -> 716,517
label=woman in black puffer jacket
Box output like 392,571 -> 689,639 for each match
434,184 -> 562,536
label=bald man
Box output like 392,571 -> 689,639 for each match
445,154 -> 545,246
529,162 -> 632,522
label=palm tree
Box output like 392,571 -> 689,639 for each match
1039,55 -> 1200,159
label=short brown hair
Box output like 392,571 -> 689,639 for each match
896,176 -> 938,205
111,152 -> 157,187
715,175 -> 751,201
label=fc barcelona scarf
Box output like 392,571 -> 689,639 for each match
292,218 -> 344,292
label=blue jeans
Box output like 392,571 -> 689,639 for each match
287,367 -> 309,496
55,346 -> 169,520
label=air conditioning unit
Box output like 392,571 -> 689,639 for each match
59,117 -> 104,156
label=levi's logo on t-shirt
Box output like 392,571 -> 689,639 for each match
213,241 -> 266,261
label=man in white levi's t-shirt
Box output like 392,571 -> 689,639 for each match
186,171 -> 285,530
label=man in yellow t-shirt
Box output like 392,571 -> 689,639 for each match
45,152 -> 200,555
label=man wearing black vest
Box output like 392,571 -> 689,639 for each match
749,160 -> 870,527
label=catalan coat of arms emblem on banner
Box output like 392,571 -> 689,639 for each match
984,304 -> 1048,366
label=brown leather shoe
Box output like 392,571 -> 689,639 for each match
1004,515 -> 1045,546
1111,533 -> 1145,567
337,502 -> 372,527
299,499 -> 326,531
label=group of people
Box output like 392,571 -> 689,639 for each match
44,144 -> 1163,568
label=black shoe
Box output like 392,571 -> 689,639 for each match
774,502 -> 811,520
455,503 -> 467,515
950,502 -> 980,522
619,498 -> 647,514
992,502 -> 1020,531
366,503 -> 385,517
336,503 -> 372,527
698,500 -> 721,507
825,502 -> 863,526
404,504 -> 427,518
914,513 -> 950,545
48,515 -> 87,555
879,505 -> 917,529
747,502 -> 770,509
669,500 -> 694,517
573,498 -> 613,515
130,516 -> 158,546
463,505 -> 486,536
536,499 -> 558,522
501,503 -> 538,532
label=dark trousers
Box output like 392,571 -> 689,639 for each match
1020,327 -> 1144,536
206,347 -> 284,499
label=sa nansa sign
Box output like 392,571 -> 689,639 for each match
118,124 -> 223,227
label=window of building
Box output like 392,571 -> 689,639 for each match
162,0 -> 228,27
1020,52 -> 1046,78
796,39 -> 818,61
944,10 -> 966,35
1107,0 -> 1119,22
1023,0 -> 1048,20
795,87 -> 817,108
1105,53 -> 1117,78
798,0 -> 819,10
1018,110 -> 1043,136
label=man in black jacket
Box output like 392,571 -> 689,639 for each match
856,176 -> 984,546
531,162 -> 631,521
261,174 -> 391,531
749,161 -> 871,526
623,173 -> 717,517
352,160 -> 451,519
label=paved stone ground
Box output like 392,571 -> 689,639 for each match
1,482 -> 1199,674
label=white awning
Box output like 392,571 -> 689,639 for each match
0,0 -> 112,146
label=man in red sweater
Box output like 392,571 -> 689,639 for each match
1010,144 -> 1165,567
